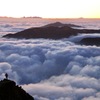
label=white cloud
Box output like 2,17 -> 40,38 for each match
22,74 -> 99,100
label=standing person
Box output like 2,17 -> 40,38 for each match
5,73 -> 8,79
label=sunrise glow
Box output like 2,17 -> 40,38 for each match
0,0 -> 100,18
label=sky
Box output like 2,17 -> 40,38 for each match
0,0 -> 100,18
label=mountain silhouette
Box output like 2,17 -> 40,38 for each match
3,22 -> 100,39
0,79 -> 34,100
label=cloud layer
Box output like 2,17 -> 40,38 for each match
0,38 -> 100,100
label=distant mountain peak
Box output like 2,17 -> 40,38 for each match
0,79 -> 34,100
43,22 -> 81,28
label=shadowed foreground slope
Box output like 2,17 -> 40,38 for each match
0,79 -> 34,100
3,22 -> 100,39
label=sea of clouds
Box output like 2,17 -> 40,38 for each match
0,38 -> 100,100
0,19 -> 100,100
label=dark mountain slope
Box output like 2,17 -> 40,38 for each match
80,37 -> 100,46
3,22 -> 100,39
0,79 -> 34,100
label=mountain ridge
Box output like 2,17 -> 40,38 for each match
3,22 -> 100,40
0,79 -> 34,100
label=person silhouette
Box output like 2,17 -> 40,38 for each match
5,73 -> 8,79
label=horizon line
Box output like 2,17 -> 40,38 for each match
0,16 -> 100,19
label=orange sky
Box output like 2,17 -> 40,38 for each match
0,0 -> 100,18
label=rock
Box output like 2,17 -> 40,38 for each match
0,79 -> 34,100
3,22 -> 100,39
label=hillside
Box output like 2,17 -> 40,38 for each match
3,22 -> 100,39
0,79 -> 34,100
